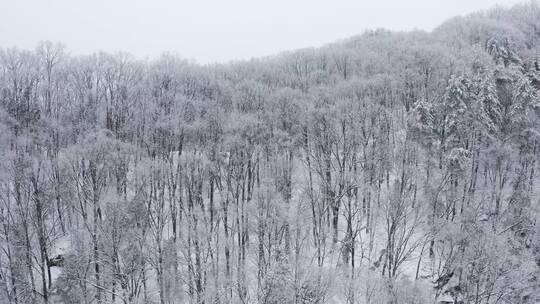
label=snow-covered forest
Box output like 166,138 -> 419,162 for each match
0,2 -> 539,304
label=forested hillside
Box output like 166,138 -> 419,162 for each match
0,2 -> 539,304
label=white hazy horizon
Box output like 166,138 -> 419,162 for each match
0,0 -> 527,64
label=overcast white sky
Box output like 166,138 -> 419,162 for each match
0,0 -> 526,64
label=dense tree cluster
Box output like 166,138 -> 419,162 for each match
0,2 -> 539,304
